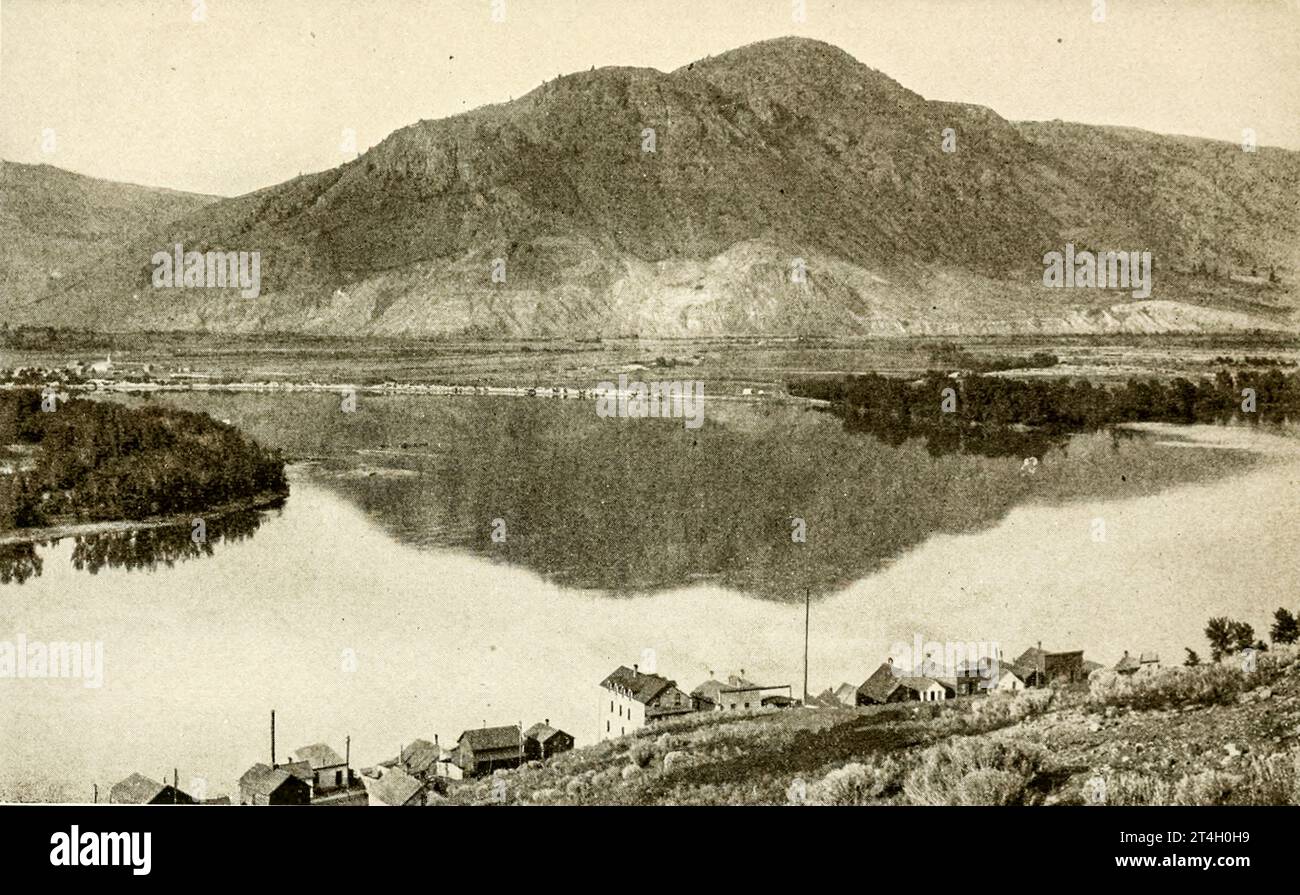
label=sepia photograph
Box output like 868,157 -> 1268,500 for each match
1,0 -> 1299,875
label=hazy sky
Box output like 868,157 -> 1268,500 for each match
2,0 -> 1297,196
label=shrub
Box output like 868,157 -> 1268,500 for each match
1173,771 -> 1237,806
1011,687 -> 1055,721
970,692 -> 1014,727
1095,751 -> 1300,806
955,769 -> 1029,806
662,750 -> 690,772
1087,663 -> 1247,710
807,758 -> 904,806
904,736 -> 1047,805
628,743 -> 655,768
1092,772 -> 1175,806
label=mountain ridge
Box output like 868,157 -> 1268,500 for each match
6,36 -> 1299,337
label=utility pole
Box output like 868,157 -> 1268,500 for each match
803,586 -> 810,704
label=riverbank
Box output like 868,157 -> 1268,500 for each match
0,489 -> 287,546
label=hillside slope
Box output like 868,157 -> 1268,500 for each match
0,162 -> 218,314
12,37 -> 1300,336
441,648 -> 1300,806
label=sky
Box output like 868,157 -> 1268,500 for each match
2,0 -> 1298,197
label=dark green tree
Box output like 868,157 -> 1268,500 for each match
1270,608 -> 1300,645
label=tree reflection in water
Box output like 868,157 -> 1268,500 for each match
0,508 -> 270,584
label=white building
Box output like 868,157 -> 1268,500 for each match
599,664 -> 693,740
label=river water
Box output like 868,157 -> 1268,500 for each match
1,392 -> 1295,801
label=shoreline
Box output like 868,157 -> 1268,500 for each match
0,490 -> 288,546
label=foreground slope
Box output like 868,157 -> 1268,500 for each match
443,648 -> 1300,805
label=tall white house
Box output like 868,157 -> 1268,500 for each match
599,664 -> 693,740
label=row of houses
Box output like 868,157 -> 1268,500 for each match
105,646 -> 1159,804
106,714 -> 578,806
598,663 -> 795,740
815,645 -> 1160,708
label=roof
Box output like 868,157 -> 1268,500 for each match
363,767 -> 424,806
292,743 -> 345,769
458,725 -> 521,753
858,662 -> 901,703
1139,652 -> 1160,664
1114,653 -> 1142,673
280,760 -> 314,784
897,676 -> 949,693
600,666 -> 676,704
523,723 -> 567,743
109,773 -> 167,804
399,739 -> 440,775
721,674 -> 763,692
238,763 -> 301,797
690,679 -> 727,704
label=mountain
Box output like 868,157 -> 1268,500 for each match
0,162 -> 218,317
9,37 -> 1300,337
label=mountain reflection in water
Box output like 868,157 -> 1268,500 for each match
297,400 -> 1257,600
10,393 -> 1259,600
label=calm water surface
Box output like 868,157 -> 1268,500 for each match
1,393 -> 1296,801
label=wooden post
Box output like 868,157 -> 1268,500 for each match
803,587 -> 810,704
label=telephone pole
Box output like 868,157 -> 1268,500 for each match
803,586 -> 810,704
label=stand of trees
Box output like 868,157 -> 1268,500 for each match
0,390 -> 286,530
789,369 -> 1300,458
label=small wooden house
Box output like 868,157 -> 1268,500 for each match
523,720 -> 575,761
108,772 -> 195,805
237,764 -> 311,806
456,725 -> 523,777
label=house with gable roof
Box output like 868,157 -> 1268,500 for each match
599,663 -> 693,739
523,720 -> 575,761
456,724 -> 523,777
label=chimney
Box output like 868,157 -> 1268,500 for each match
633,663 -> 638,674
544,719 -> 549,726
270,710 -> 277,768
434,733 -> 439,746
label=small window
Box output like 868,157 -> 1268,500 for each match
606,721 -> 610,733
610,700 -> 613,712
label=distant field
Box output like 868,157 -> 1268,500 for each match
3,331 -> 1299,393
